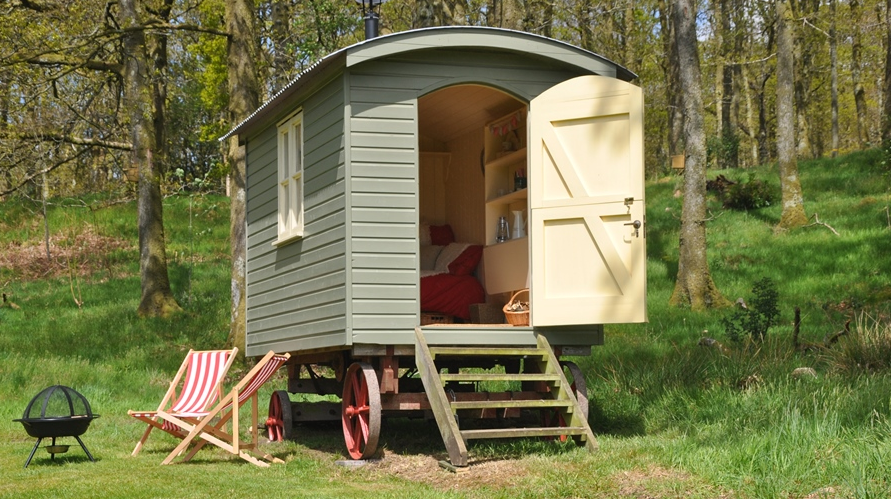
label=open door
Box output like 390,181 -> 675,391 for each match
529,75 -> 646,326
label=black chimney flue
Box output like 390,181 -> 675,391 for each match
357,0 -> 385,40
365,11 -> 379,39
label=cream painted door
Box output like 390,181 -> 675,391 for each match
529,75 -> 646,326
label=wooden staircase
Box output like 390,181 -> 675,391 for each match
415,328 -> 597,467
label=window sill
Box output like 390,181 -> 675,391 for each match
272,231 -> 304,247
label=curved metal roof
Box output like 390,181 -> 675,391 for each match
222,26 -> 636,141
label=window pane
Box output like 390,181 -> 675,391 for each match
279,183 -> 289,232
295,124 -> 303,174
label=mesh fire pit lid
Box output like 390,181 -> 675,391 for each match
22,385 -> 93,420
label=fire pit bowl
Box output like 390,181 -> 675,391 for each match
13,385 -> 99,468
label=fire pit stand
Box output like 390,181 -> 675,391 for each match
14,385 -> 99,468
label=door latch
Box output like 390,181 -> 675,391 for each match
624,219 -> 641,237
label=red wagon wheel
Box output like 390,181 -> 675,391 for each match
266,390 -> 293,442
341,362 -> 381,460
542,361 -> 589,442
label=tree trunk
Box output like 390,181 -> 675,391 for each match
719,0 -> 738,169
121,0 -> 180,317
659,0 -> 684,158
850,0 -> 869,149
270,0 -> 291,94
884,0 -> 891,144
713,0 -> 724,147
791,0 -> 818,159
226,0 -> 262,355
669,0 -> 729,311
575,0 -> 594,53
0,73 -> 8,200
829,0 -> 838,158
776,0 -> 808,229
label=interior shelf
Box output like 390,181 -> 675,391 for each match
485,148 -> 527,170
486,188 -> 527,205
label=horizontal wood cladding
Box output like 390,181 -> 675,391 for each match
246,321 -> 347,358
347,76 -> 418,336
243,36 -> 621,352
244,78 -> 349,354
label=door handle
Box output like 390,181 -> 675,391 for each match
624,220 -> 641,237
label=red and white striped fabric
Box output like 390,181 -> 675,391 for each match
128,348 -> 237,445
169,350 -> 232,417
238,354 -> 288,402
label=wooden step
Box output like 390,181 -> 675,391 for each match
414,327 -> 598,468
428,347 -> 547,359
461,427 -> 589,440
450,399 -> 573,411
439,373 -> 561,383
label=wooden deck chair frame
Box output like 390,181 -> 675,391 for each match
128,348 -> 238,456
160,350 -> 291,468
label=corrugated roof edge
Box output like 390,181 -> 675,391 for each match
220,26 -> 637,142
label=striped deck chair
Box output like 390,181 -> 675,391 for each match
160,350 -> 291,467
128,348 -> 238,456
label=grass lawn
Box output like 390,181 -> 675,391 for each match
1,149 -> 891,498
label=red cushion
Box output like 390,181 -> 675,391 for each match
448,245 -> 483,276
429,224 -> 455,245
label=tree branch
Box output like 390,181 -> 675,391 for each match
803,213 -> 839,235
0,147 -> 92,197
0,131 -> 131,150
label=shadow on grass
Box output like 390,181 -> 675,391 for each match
287,411 -> 647,463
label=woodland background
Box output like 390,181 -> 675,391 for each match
1,0 -> 890,325
3,0 -> 889,193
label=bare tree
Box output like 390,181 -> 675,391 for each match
669,0 -> 729,310
850,0 -> 869,149
225,0 -> 262,356
830,0 -> 838,158
659,0 -> 684,160
121,0 -> 181,317
776,0 -> 807,229
884,0 -> 891,144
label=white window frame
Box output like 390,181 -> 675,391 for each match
274,111 -> 304,245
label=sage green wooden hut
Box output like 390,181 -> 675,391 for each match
224,26 -> 647,359
225,26 -> 650,465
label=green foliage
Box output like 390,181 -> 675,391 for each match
831,311 -> 891,373
706,133 -> 740,170
722,277 -> 780,343
721,173 -> 775,210
882,139 -> 891,173
289,0 -> 362,71
3,150 -> 891,497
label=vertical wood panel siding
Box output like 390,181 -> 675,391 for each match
244,81 -> 349,356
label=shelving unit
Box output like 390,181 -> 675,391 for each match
482,108 -> 529,295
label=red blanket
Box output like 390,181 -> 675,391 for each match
420,273 -> 485,320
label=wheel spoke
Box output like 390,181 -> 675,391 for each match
341,362 -> 381,460
267,390 -> 293,442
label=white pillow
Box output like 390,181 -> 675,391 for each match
434,243 -> 471,273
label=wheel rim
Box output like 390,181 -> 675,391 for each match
341,362 -> 381,460
266,390 -> 292,442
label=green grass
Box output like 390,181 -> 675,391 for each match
2,151 -> 891,497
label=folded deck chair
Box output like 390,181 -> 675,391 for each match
128,348 -> 238,456
160,350 -> 291,467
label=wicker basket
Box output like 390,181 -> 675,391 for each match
502,288 -> 530,326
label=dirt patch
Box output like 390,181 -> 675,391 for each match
0,224 -> 132,281
612,466 -> 735,499
356,450 -> 527,491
